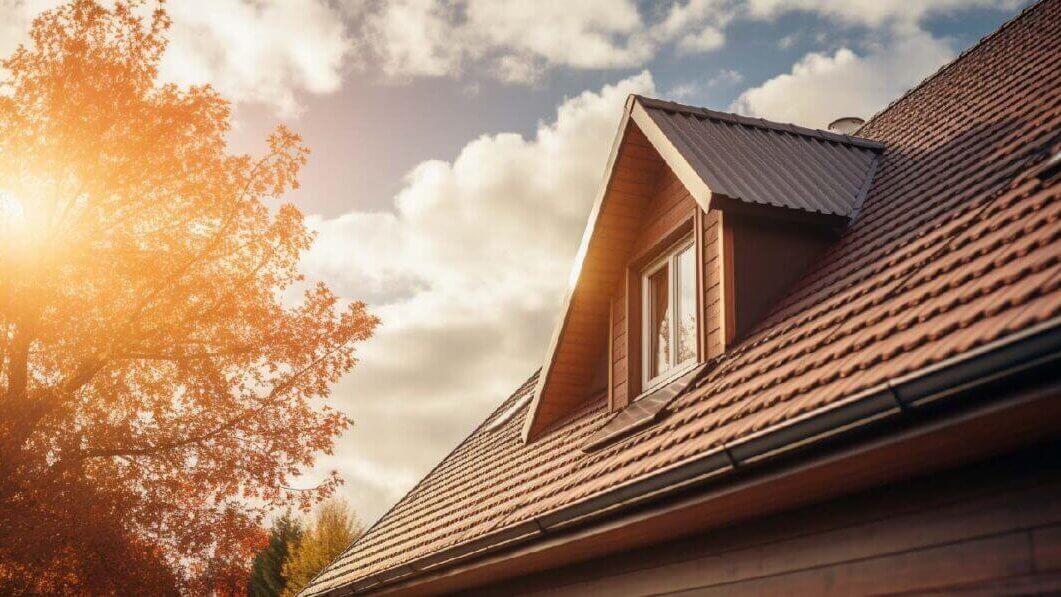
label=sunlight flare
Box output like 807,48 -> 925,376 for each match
0,190 -> 25,232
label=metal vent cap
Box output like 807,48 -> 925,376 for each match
828,116 -> 865,135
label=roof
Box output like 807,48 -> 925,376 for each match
634,96 -> 883,216
303,2 -> 1061,594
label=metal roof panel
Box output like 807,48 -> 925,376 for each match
637,98 -> 882,216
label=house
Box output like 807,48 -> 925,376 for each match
303,2 -> 1061,595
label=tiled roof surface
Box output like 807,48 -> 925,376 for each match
638,96 -> 883,216
303,2 -> 1061,594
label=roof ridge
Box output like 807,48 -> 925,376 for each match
633,95 -> 884,151
861,0 -> 1045,134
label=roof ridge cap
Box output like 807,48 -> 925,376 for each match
861,0 -> 1044,133
633,95 -> 883,151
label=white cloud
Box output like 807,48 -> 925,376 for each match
731,30 -> 953,127
159,1 -> 349,116
299,72 -> 657,520
351,0 -> 732,84
359,0 -> 654,82
492,54 -> 546,85
656,0 -> 734,56
0,0 -> 58,59
711,68 -> 744,86
0,0 -> 350,115
465,0 -> 650,69
745,0 -> 1024,28
346,0 -> 1022,84
677,26 -> 726,54
358,0 -> 462,78
667,68 -> 743,101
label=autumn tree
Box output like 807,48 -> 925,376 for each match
0,1 -> 377,592
248,511 -> 304,597
282,499 -> 362,597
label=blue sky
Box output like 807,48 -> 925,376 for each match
1,0 -> 1032,523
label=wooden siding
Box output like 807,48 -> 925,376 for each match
702,209 -> 724,360
467,443 -> 1061,596
726,213 -> 836,342
531,122 -> 665,434
611,165 -> 717,409
628,168 -> 697,258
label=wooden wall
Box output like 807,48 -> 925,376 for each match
466,443 -> 1061,596
727,212 -> 835,342
530,123 -> 664,436
607,165 -> 730,409
701,209 -> 724,361
628,168 -> 696,257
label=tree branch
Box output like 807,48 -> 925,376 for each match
74,341 -> 343,461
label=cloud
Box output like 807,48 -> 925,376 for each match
677,26 -> 726,54
357,0 -> 462,78
359,0 -> 654,83
657,0 -> 734,55
731,30 -> 953,127
464,0 -> 650,70
711,68 -> 745,86
667,68 -> 743,102
0,0 -> 57,59
744,0 -> 1024,28
350,0 -> 731,84
298,71 -> 657,520
158,1 -> 350,116
0,0 -> 350,115
346,0 -> 1022,85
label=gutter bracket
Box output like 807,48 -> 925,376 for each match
532,517 -> 548,535
885,381 -> 906,412
721,443 -> 739,469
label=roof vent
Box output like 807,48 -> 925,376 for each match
828,116 -> 865,135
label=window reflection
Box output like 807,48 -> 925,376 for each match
676,246 -> 696,365
648,264 -> 670,380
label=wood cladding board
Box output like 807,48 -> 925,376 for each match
702,209 -> 724,360
532,121 -> 664,435
467,444 -> 1061,596
629,169 -> 698,257
726,213 -> 836,342
608,165 -> 702,409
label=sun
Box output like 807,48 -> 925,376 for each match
0,190 -> 26,234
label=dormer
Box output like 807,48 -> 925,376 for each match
522,96 -> 883,442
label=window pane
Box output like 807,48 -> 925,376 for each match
676,245 -> 697,365
648,264 -> 670,380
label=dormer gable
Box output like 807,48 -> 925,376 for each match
522,95 -> 884,442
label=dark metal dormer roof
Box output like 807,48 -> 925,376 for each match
633,96 -> 884,218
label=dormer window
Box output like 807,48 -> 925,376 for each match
523,96 -> 882,441
642,236 -> 697,391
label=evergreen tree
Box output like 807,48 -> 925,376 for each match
248,512 -> 304,597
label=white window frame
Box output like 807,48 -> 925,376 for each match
640,235 -> 698,393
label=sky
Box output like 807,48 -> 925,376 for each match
0,0 -> 1032,524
